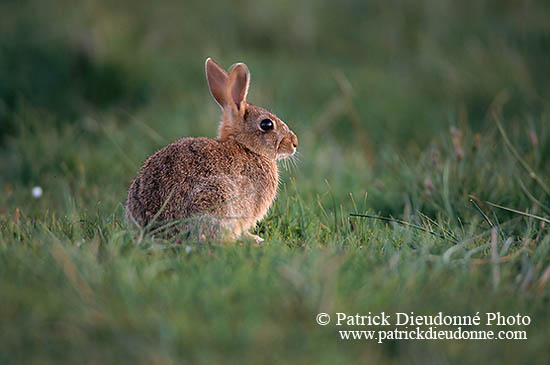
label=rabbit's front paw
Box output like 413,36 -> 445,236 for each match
245,232 -> 264,244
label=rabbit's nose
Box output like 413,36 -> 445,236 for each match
291,133 -> 298,148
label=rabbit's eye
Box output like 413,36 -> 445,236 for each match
260,119 -> 274,131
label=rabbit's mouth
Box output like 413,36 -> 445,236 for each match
276,146 -> 296,160
275,133 -> 298,160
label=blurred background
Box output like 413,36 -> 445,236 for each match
2,0 -> 549,216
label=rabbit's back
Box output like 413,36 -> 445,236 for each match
126,137 -> 278,233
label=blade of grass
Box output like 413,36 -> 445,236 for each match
493,112 -> 550,196
349,213 -> 458,243
484,201 -> 550,224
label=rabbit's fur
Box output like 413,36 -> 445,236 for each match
125,58 -> 298,242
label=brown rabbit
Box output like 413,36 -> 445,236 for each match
125,58 -> 298,242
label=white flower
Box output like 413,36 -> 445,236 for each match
32,186 -> 43,198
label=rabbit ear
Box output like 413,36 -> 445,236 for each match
205,58 -> 228,109
227,63 -> 250,114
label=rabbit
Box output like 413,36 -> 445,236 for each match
125,58 -> 298,242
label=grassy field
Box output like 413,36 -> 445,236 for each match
1,0 -> 550,363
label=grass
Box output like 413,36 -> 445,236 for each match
1,0 -> 550,363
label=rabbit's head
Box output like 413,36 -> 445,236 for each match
205,58 -> 298,161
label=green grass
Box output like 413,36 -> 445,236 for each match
1,0 -> 550,363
